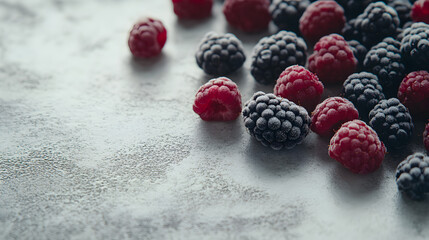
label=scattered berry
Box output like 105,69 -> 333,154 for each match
242,91 -> 311,150
223,0 -> 271,32
411,0 -> 429,24
195,32 -> 246,75
172,0 -> 213,19
269,0 -> 310,32
396,152 -> 429,200
397,71 -> 429,119
193,77 -> 242,121
299,0 -> 346,43
308,34 -> 357,84
342,72 -> 385,120
347,40 -> 367,70
400,22 -> 429,71
424,122 -> 429,152
311,97 -> 359,136
128,18 -> 167,58
251,31 -> 307,85
274,65 -> 323,112
329,120 -> 386,174
363,37 -> 405,98
369,98 -> 414,150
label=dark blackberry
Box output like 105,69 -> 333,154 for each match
386,0 -> 412,28
251,31 -> 307,85
195,32 -> 246,75
363,37 -> 405,98
336,0 -> 373,19
269,0 -> 310,32
347,40 -> 368,70
369,98 -> 414,150
396,152 -> 429,200
342,72 -> 385,120
400,22 -> 429,71
242,91 -> 311,150
344,2 -> 400,47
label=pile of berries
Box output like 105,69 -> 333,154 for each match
129,0 -> 429,200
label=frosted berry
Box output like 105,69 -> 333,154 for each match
128,18 -> 167,58
270,0 -> 310,32
274,65 -> 323,112
193,77 -> 242,121
223,0 -> 271,32
329,120 -> 386,174
299,0 -> 346,43
308,34 -> 357,84
400,23 -> 429,71
398,71 -> 429,119
172,0 -> 213,19
396,152 -> 429,200
311,97 -> 359,136
412,0 -> 429,24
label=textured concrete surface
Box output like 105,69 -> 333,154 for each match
0,0 -> 428,239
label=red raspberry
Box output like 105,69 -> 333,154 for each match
273,65 -> 324,112
193,77 -> 242,121
412,0 -> 429,24
299,0 -> 346,43
308,34 -> 357,84
311,97 -> 359,136
128,18 -> 167,58
424,122 -> 429,152
329,120 -> 386,174
172,0 -> 213,19
398,71 -> 429,119
223,0 -> 271,32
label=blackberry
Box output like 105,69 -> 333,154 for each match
336,0 -> 373,19
369,98 -> 414,150
347,40 -> 368,70
387,0 -> 412,27
251,31 -> 307,85
269,0 -> 310,32
195,32 -> 246,75
342,72 -> 385,120
396,152 -> 429,200
343,2 -> 400,47
242,91 -> 311,150
363,37 -> 405,98
400,22 -> 429,71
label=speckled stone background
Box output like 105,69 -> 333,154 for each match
0,0 -> 428,239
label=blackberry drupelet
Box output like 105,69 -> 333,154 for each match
363,37 -> 405,98
269,0 -> 310,32
242,91 -> 311,150
400,22 -> 429,71
369,98 -> 414,150
342,72 -> 385,120
348,40 -> 368,70
195,32 -> 246,75
396,153 -> 429,200
251,31 -> 307,85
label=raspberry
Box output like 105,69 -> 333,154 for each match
425,122 -> 429,152
411,0 -> 429,24
329,120 -> 386,174
342,72 -> 385,120
269,0 -> 310,32
223,0 -> 271,32
128,18 -> 167,58
369,98 -> 414,150
347,40 -> 367,70
172,0 -> 213,19
251,31 -> 307,85
400,22 -> 429,71
274,65 -> 323,112
311,97 -> 359,136
242,92 -> 311,150
195,32 -> 246,76
193,77 -> 242,121
396,152 -> 429,200
308,34 -> 357,84
343,2 -> 400,47
363,37 -> 406,98
299,0 -> 346,43
397,71 -> 429,119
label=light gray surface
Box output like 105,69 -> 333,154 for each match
0,0 -> 428,239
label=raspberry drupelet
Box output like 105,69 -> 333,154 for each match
128,18 -> 167,58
